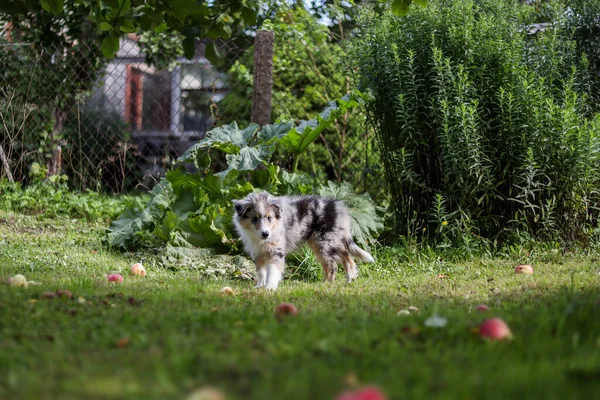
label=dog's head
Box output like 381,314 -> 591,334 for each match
233,192 -> 282,240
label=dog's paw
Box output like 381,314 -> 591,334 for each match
255,280 -> 267,289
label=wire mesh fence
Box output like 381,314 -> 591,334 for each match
0,25 -> 385,200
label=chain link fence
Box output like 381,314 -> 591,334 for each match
0,22 -> 385,200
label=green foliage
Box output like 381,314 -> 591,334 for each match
4,213 -> 600,399
353,0 -> 600,245
0,175 -> 147,222
219,6 -> 381,196
221,7 -> 349,125
106,92 -> 382,252
0,0 -> 259,61
0,1 -> 106,182
565,0 -> 600,110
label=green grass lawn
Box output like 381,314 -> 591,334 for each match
1,211 -> 600,400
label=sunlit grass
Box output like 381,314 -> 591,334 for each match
1,212 -> 599,399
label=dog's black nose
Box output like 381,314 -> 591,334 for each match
261,231 -> 270,238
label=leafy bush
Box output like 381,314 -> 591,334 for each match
0,173 -> 147,223
107,92 -> 383,253
564,0 -> 600,111
353,0 -> 600,245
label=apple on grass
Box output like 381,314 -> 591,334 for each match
56,290 -> 73,299
130,263 -> 146,277
8,274 -> 28,287
220,287 -> 234,295
275,302 -> 298,318
479,318 -> 513,341
515,264 -> 534,274
107,273 -> 124,283
336,386 -> 387,400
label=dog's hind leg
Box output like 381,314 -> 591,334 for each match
320,260 -> 337,282
309,240 -> 338,282
342,255 -> 358,283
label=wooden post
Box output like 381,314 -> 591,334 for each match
47,107 -> 65,176
0,143 -> 14,182
251,30 -> 274,126
170,65 -> 182,135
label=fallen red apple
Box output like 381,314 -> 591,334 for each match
515,264 -> 534,274
479,318 -> 512,341
107,273 -> 124,283
275,302 -> 298,317
56,290 -> 73,299
336,386 -> 387,400
475,304 -> 489,312
130,263 -> 146,277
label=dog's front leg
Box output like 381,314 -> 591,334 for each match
265,261 -> 284,291
255,265 -> 267,288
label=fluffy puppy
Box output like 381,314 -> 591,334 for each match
232,192 -> 374,290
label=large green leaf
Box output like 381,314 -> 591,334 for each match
319,181 -> 384,248
106,180 -> 174,249
217,145 -> 274,178
279,91 -> 365,155
258,122 -> 294,143
105,207 -> 145,249
177,122 -> 271,177
177,122 -> 259,165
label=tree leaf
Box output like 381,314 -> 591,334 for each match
101,36 -> 120,58
99,22 -> 112,31
183,37 -> 196,60
391,0 -> 412,17
205,42 -> 225,66
241,6 -> 257,25
40,0 -> 63,15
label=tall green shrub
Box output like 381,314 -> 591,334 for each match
353,0 -> 600,244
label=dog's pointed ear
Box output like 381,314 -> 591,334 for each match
233,200 -> 248,217
270,198 -> 282,219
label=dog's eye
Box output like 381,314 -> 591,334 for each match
251,216 -> 258,224
267,216 -> 272,222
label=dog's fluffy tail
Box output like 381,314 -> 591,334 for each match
347,239 -> 375,263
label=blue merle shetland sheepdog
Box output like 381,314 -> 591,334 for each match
232,192 -> 374,290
